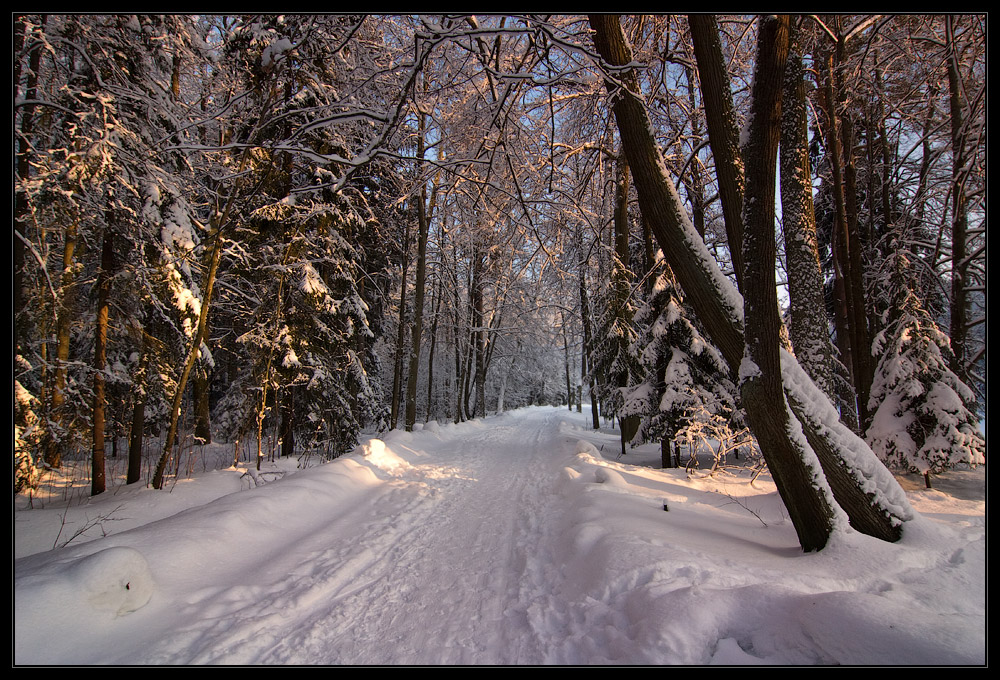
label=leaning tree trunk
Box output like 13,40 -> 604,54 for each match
738,16 -> 837,551
689,14 -> 746,292
152,212 -> 226,489
588,14 -> 911,549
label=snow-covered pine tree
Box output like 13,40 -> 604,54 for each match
866,231 -> 985,487
621,259 -> 740,468
590,157 -> 642,443
207,15 -> 397,462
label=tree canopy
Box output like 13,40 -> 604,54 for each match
15,14 -> 985,550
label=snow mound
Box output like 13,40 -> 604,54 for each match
68,546 -> 155,616
357,438 -> 410,475
16,546 -> 154,634
594,466 -> 628,487
574,439 -> 600,455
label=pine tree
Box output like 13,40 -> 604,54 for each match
866,232 -> 984,487
622,260 -> 739,468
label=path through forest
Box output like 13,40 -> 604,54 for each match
15,406 -> 986,666
236,409 -> 569,665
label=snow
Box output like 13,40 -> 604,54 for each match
14,407 -> 984,666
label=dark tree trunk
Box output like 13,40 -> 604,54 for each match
280,387 -> 295,458
588,14 -> 908,549
578,227 -> 600,430
823,39 -> 874,431
946,16 -> 971,392
193,365 -> 212,444
780,20 -> 837,402
390,219 -> 410,430
689,14 -> 746,292
405,112 -> 433,431
127,388 -> 146,485
473,254 -> 486,419
91,227 -> 115,496
426,267 -> 443,422
14,16 -> 44,331
737,16 -> 836,551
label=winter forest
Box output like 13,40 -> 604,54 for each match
14,14 -> 985,559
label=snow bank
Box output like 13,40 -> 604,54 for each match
15,547 -> 155,663
14,407 -> 984,666
547,416 -> 983,665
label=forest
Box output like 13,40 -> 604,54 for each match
14,15 -> 985,554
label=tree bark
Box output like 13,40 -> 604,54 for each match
127,373 -> 146,486
152,214 -> 226,489
738,15 -> 837,551
473,253 -> 486,418
405,111 -> 433,431
689,14 -> 746,292
561,311 -> 573,410
280,387 -> 295,458
91,227 -> 115,495
946,16 -> 971,391
14,16 -> 44,330
589,14 -> 909,548
193,365 -> 212,444
577,226 -> 600,429
780,20 -> 837,402
390,219 -> 410,430
824,35 -> 874,430
425,265 -> 443,422
44,221 -> 79,469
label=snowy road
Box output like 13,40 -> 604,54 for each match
15,406 -> 986,666
17,408 -> 579,665
240,410 -> 568,665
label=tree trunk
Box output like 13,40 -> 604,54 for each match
561,311 -> 573,410
91,227 -> 115,496
152,215 -> 226,489
14,16 -> 44,329
473,254 -> 486,419
738,15 -> 837,551
578,227 -> 600,429
44,221 -> 79,469
426,267 -> 442,422
588,14 -> 910,548
405,111 -> 433,431
390,219 -> 410,430
689,14 -> 746,292
193,365 -> 212,444
127,386 -> 146,485
946,16 -> 971,391
280,387 -> 295,458
780,20 -> 837,402
823,40 -> 873,431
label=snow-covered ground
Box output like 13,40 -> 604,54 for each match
14,406 -> 985,665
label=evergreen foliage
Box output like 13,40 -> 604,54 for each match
866,232 -> 985,476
